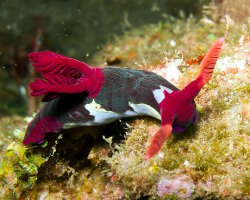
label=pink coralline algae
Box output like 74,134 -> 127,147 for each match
157,175 -> 195,198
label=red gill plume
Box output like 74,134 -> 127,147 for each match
28,51 -> 104,101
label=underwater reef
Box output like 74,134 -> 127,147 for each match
0,4 -> 249,200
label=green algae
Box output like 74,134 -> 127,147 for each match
0,124 -> 46,199
0,142 -> 46,198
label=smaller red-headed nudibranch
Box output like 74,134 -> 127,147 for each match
23,37 -> 224,160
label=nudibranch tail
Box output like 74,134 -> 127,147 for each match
28,51 -> 104,101
23,112 -> 63,145
180,37 -> 224,101
145,124 -> 172,160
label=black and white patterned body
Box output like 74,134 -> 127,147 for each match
40,67 -> 179,129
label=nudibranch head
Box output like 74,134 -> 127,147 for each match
145,37 -> 225,160
159,90 -> 197,133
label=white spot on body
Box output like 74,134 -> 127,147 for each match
153,85 -> 173,104
128,102 -> 161,120
83,99 -> 121,125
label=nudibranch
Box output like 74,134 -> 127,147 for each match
23,37 -> 224,160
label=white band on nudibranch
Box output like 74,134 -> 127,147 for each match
153,85 -> 173,104
85,99 -> 121,124
64,89 -> 167,128
128,102 -> 161,120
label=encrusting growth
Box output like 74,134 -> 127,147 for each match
23,37 -> 224,160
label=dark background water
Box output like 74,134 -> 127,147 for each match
0,0 -> 207,116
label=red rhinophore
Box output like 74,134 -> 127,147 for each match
28,51 -> 104,101
180,37 -> 225,101
23,115 -> 63,145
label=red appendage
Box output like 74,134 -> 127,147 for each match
28,51 -> 104,101
23,115 -> 63,145
180,37 -> 224,101
145,124 -> 172,160
145,90 -> 176,160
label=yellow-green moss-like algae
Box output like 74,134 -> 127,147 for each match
0,141 -> 46,199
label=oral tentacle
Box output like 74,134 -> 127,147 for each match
145,124 -> 172,160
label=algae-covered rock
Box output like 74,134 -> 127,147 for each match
92,10 -> 249,200
1,2 -> 249,199
0,141 -> 46,199
0,121 -> 46,199
100,35 -> 249,200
